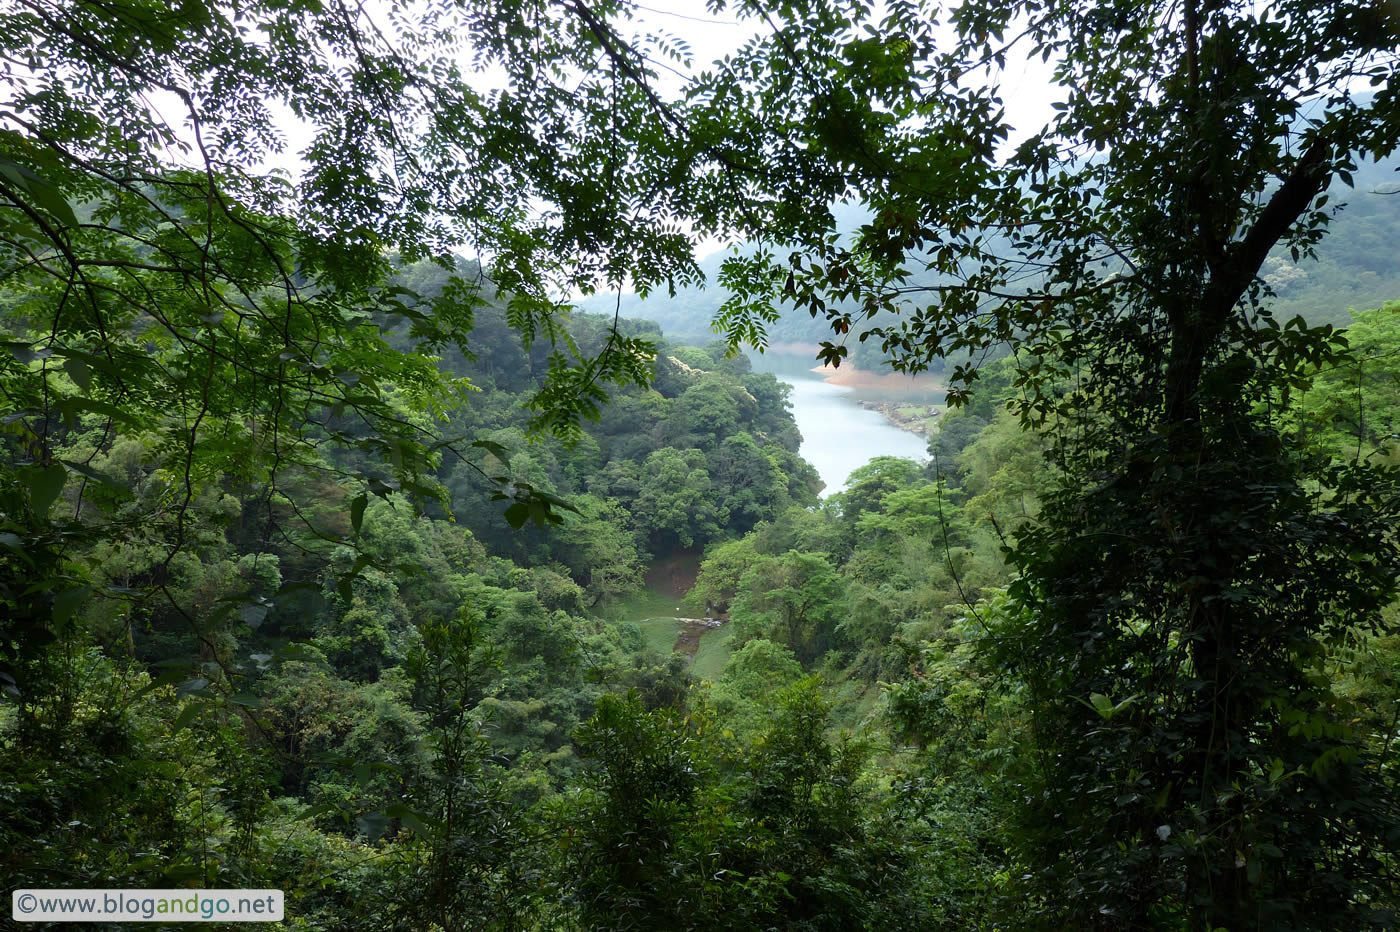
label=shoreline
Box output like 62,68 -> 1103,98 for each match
807,363 -> 944,437
855,399 -> 942,437
808,361 -> 942,391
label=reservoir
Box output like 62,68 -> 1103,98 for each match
748,352 -> 937,495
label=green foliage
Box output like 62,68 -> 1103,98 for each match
688,536 -> 760,616
731,550 -> 846,665
1,0 -> 768,701
562,690 -> 707,928
633,447 -> 724,551
560,681 -> 920,931
690,0 -> 1400,925
1297,302 -> 1400,463
956,407 -> 1052,535
551,493 -> 644,606
710,638 -> 803,736
7,0 -> 1400,927
390,612 -> 540,930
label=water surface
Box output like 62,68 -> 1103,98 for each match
749,353 -> 935,495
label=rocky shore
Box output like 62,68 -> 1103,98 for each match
857,399 -> 942,436
804,361 -> 946,438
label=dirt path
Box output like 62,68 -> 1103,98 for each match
672,617 -> 722,658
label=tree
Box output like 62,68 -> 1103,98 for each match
690,1 -> 1400,926
709,638 -> 802,736
1296,301 -> 1400,463
0,0 -> 717,694
688,535 -> 760,616
563,691 -> 706,929
732,550 -> 845,665
677,374 -> 752,446
552,493 -> 644,606
632,447 -> 723,551
394,611 -> 538,930
8,0 -> 1400,924
706,431 -> 781,532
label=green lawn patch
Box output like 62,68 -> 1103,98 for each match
604,585 -> 685,623
689,626 -> 734,682
635,616 -> 685,658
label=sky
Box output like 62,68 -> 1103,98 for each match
238,1 -> 1061,174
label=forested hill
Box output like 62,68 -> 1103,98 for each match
8,231 -> 1400,926
5,249 -> 913,927
581,155 -> 1400,351
388,257 -> 823,565
6,0 -> 1400,928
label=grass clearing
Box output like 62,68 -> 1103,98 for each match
635,616 -> 685,658
603,579 -> 728,671
690,626 -> 733,682
604,586 -> 685,623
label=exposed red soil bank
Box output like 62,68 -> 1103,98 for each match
810,362 -> 942,391
644,550 -> 701,601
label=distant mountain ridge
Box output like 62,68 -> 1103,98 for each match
579,156 -> 1400,351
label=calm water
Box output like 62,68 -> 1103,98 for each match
749,354 -> 933,495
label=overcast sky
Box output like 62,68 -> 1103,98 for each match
243,2 -> 1062,175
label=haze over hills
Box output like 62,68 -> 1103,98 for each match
580,156 -> 1400,353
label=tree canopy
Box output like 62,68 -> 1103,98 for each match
0,0 -> 731,687
686,1 -> 1400,926
4,0 -> 1400,928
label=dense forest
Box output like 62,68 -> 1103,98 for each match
3,0 -> 1400,930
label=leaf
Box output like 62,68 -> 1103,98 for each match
172,702 -> 202,732
51,585 -> 91,626
53,396 -> 145,427
1,338 -> 37,363
177,676 -> 211,697
122,669 -> 188,709
367,477 -> 399,499
386,804 -> 437,836
62,355 -> 91,391
356,810 -> 391,840
350,492 -> 367,535
0,157 -> 79,229
299,802 -> 343,822
238,600 -> 270,629
60,459 -> 128,492
26,463 -> 67,517
273,643 -> 321,663
471,438 -> 512,465
273,582 -> 326,618
503,502 -> 530,528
